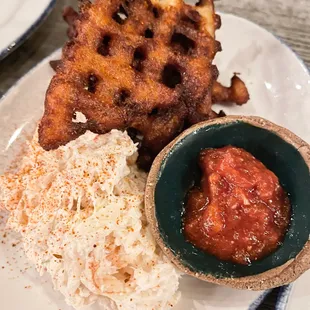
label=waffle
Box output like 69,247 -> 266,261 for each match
39,0 -> 249,169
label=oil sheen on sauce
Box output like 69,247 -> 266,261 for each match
183,146 -> 291,265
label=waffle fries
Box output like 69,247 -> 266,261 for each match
39,0 -> 249,169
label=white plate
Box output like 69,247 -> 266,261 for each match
287,270 -> 310,309
0,0 -> 56,60
0,13 -> 310,310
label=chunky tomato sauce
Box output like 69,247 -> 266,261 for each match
184,146 -> 291,265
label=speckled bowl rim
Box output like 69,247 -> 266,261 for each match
145,116 -> 310,290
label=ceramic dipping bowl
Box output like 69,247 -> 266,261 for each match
145,116 -> 310,290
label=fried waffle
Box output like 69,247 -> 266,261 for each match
39,0 -> 249,169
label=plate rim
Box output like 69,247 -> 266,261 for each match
218,12 -> 310,74
0,0 -> 57,61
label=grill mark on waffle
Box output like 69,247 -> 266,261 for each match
144,28 -> 154,38
97,35 -> 112,56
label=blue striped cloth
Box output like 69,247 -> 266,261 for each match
249,285 -> 292,310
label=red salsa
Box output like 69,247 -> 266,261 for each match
183,146 -> 291,265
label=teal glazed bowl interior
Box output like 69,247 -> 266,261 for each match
150,116 -> 310,282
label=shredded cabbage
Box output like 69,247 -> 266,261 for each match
0,130 -> 180,309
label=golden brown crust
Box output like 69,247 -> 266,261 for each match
39,0 -> 249,167
212,75 -> 250,105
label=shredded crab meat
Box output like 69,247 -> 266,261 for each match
0,129 -> 180,310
